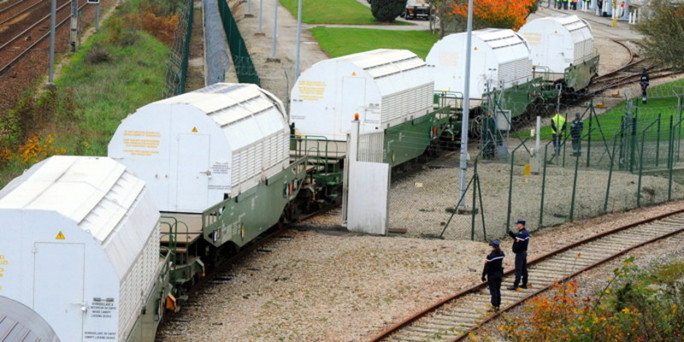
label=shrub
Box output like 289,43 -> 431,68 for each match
496,257 -> 684,341
371,0 -> 407,22
85,46 -> 111,65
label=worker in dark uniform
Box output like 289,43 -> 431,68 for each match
551,113 -> 566,156
570,113 -> 584,156
482,240 -> 505,312
507,219 -> 530,291
640,68 -> 650,104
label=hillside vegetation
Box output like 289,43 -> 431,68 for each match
0,0 -> 183,185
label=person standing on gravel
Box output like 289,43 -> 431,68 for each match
570,113 -> 584,156
507,219 -> 529,291
482,240 -> 505,312
551,113 -> 566,156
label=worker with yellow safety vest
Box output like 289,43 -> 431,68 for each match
551,113 -> 566,156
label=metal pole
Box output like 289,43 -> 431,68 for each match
294,0 -> 302,79
534,116 -> 541,172
457,0 -> 475,208
505,146 -> 517,233
668,116 -> 674,200
476,169 -> 487,240
258,0 -> 263,33
604,135 -> 619,212
271,0 -> 278,58
470,160 -> 478,240
539,143 -> 550,228
48,0 -> 56,84
586,102 -> 594,167
569,153 -> 580,221
656,112 -> 661,167
70,0 -> 78,52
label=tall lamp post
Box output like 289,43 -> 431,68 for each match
457,0 -> 475,208
294,0 -> 302,78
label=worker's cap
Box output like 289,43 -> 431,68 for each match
515,219 -> 526,225
575,112 -> 581,118
489,240 -> 501,247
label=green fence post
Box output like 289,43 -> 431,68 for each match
585,103 -> 594,168
656,113 -> 661,167
506,149 -> 515,234
538,142 -> 552,229
569,153 -> 580,221
673,106 -> 682,163
439,176 -> 475,239
637,119 -> 657,207
668,115 -> 674,200
604,133 -> 620,213
471,159 -> 478,241
506,140 -> 529,234
476,169 -> 487,241
632,115 -> 638,172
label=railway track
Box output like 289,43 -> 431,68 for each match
155,225 -> 293,337
370,209 -> 684,342
0,0 -> 83,75
0,0 -> 43,25
587,39 -> 679,96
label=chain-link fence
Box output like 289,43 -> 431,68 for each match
217,0 -> 260,85
164,0 -> 194,97
389,87 -> 684,242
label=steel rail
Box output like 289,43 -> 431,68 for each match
370,208 -> 684,342
0,0 -> 48,27
0,0 -> 27,16
0,0 -> 85,75
0,1 -> 70,52
155,225 -> 292,332
588,67 -> 680,95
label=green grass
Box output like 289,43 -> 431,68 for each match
0,8 -> 170,188
538,79 -> 684,142
311,27 -> 438,59
280,0 -> 383,25
54,31 -> 169,156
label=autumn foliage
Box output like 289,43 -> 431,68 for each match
450,0 -> 537,30
0,134 -> 67,166
494,258 -> 684,341
139,12 -> 179,46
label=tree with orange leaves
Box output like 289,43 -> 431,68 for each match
450,0 -> 537,30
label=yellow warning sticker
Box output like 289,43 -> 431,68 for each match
192,127 -> 198,133
55,231 -> 65,240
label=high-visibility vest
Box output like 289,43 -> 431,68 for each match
552,114 -> 566,134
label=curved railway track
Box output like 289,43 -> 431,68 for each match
370,209 -> 684,342
0,0 -> 84,75
587,39 -> 678,96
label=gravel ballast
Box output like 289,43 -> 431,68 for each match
155,3 -> 684,342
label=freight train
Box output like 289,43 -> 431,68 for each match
0,14 -> 599,342
426,14 -> 599,128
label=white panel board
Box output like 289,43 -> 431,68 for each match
176,134 -> 210,211
34,243 -> 84,342
347,162 -> 390,235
